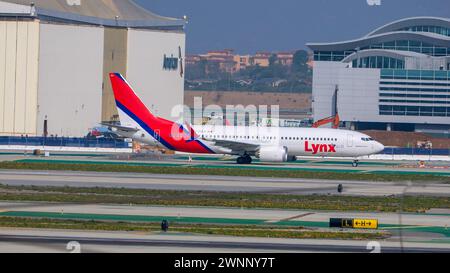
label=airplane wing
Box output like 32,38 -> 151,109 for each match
205,138 -> 260,155
101,123 -> 139,133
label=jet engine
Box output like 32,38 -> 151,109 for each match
256,146 -> 288,162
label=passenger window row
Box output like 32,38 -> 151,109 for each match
281,137 -> 338,141
200,134 -> 338,142
202,135 -> 274,140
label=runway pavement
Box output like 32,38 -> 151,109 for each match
1,202 -> 449,248
0,169 -> 449,196
0,228 -> 449,253
1,201 -> 449,253
1,154 -> 448,253
1,202 -> 449,228
1,153 -> 450,175
10,156 -> 450,174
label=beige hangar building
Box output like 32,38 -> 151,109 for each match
0,0 -> 186,137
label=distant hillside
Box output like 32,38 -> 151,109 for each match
185,50 -> 312,93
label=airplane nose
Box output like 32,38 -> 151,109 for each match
375,142 -> 385,153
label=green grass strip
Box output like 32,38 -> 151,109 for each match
0,211 -> 266,225
1,184 -> 449,213
1,161 -> 449,182
0,216 -> 387,240
0,211 -> 404,230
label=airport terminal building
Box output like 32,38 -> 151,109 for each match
0,0 -> 186,137
307,17 -> 450,136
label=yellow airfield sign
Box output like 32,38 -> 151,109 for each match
329,218 -> 379,229
352,219 -> 378,229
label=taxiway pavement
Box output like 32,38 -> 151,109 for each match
0,169 -> 449,196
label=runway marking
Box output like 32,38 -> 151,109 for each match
382,225 -> 440,230
265,213 -> 316,223
280,213 -> 316,222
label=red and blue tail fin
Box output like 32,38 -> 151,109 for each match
109,73 -> 176,150
109,73 -> 214,154
109,73 -> 157,128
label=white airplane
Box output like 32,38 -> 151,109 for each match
106,73 -> 385,166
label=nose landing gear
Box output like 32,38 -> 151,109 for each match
237,154 -> 252,164
352,160 -> 359,167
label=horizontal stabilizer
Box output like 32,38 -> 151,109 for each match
101,123 -> 139,133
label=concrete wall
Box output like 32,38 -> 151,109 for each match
37,23 -> 104,137
312,61 -> 347,122
127,30 -> 185,120
338,68 -> 380,122
0,20 -> 39,136
102,27 -> 128,123
0,19 -> 186,136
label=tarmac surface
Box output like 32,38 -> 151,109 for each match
1,202 -> 449,229
0,192 -> 449,253
0,153 -> 449,253
0,169 -> 449,196
0,229 -> 449,253
0,153 -> 449,177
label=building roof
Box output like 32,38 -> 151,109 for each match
366,16 -> 450,37
341,49 -> 432,63
306,31 -> 450,51
307,16 -> 450,52
0,0 -> 185,30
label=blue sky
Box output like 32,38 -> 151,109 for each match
136,0 -> 450,54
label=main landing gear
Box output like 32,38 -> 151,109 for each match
237,154 -> 252,164
352,160 -> 359,167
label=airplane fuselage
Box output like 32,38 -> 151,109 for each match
116,125 -> 384,158
108,72 -> 385,163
